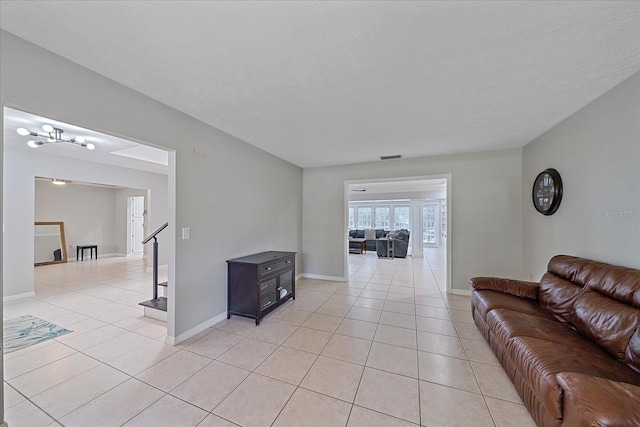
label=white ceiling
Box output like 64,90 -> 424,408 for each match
3,107 -> 169,174
1,1 -> 638,168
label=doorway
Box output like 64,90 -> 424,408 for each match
129,196 -> 145,255
345,175 -> 451,292
3,106 -> 174,337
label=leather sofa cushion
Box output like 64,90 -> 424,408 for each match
487,309 -> 584,349
558,372 -> 640,427
538,271 -> 587,324
507,336 -> 640,420
471,290 -> 551,322
571,290 -> 640,362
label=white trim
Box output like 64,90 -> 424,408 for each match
449,288 -> 471,296
344,174 -> 453,292
3,291 -> 35,302
445,174 -> 452,294
143,306 -> 167,322
165,311 -> 226,346
301,273 -> 346,282
71,252 -> 124,261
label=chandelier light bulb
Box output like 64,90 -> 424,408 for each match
16,124 -> 95,152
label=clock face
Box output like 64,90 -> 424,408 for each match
532,168 -> 562,215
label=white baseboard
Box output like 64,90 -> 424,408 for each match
71,252 -> 122,261
449,288 -> 472,296
301,273 -> 346,282
143,306 -> 167,322
165,311 -> 227,346
3,291 -> 36,302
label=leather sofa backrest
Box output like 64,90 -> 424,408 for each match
543,255 -> 640,373
571,259 -> 640,372
572,290 -> 640,367
538,255 -> 591,323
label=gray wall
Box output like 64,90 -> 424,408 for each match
36,180 -> 119,256
303,148 -> 523,291
1,31 -> 303,341
3,146 -> 168,297
522,72 -> 640,280
36,181 -> 154,259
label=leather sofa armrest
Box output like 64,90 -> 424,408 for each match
469,277 -> 539,300
557,372 -> 640,427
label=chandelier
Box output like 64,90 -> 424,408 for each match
17,124 -> 95,150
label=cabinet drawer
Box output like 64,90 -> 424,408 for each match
260,256 -> 294,276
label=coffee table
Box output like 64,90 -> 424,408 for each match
348,238 -> 366,254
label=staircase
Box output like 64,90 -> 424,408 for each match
139,222 -> 168,321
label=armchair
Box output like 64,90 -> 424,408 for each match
376,229 -> 410,258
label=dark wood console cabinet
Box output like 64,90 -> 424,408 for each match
226,251 -> 296,325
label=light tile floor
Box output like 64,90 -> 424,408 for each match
3,250 -> 536,426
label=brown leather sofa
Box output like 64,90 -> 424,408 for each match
470,255 -> 640,426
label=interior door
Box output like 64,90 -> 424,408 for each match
130,196 -> 145,254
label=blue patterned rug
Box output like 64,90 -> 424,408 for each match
3,314 -> 72,354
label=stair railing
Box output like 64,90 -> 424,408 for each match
142,222 -> 168,301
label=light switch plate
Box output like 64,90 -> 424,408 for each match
182,227 -> 190,240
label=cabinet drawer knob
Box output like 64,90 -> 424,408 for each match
266,267 -> 272,271
286,260 -> 291,264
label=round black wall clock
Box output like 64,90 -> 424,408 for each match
532,168 -> 563,215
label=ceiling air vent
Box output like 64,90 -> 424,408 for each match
380,154 -> 402,160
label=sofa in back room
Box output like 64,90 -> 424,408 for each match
376,229 -> 410,258
470,255 -> 640,426
348,229 -> 389,252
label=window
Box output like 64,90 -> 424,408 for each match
394,206 -> 410,230
374,207 -> 390,229
348,202 -> 412,231
357,207 -> 372,229
348,207 -> 355,230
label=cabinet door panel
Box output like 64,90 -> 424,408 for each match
260,276 -> 278,309
278,269 -> 294,300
